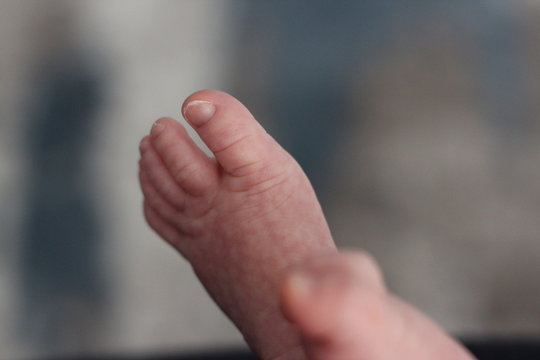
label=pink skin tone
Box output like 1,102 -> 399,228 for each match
138,89 -> 476,360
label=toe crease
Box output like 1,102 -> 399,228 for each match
212,133 -> 252,155
226,160 -> 263,178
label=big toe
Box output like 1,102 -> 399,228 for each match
181,90 -> 291,184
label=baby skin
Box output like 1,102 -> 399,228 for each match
138,90 -> 476,360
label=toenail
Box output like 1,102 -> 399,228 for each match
183,100 -> 216,127
151,121 -> 165,135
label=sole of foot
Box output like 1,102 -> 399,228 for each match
139,89 -> 475,360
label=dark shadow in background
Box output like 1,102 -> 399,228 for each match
230,0 -> 404,204
41,339 -> 540,360
229,0 -> 538,341
230,0 -> 533,202
18,46 -> 106,351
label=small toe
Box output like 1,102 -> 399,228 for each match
150,117 -> 218,197
143,202 -> 183,248
140,168 -> 203,250
181,90 -> 290,179
139,138 -> 187,212
139,168 -> 182,228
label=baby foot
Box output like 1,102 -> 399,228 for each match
139,90 -> 475,360
281,251 -> 476,360
138,90 -> 336,360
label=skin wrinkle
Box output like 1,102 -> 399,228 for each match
212,133 -> 253,156
199,121 -> 247,152
226,160 -> 265,178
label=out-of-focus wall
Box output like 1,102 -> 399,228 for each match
1,1 -> 539,359
230,0 -> 540,337
0,1 -> 244,359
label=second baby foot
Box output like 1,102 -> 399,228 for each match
281,251 -> 476,360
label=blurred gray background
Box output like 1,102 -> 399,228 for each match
0,1 -> 539,359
